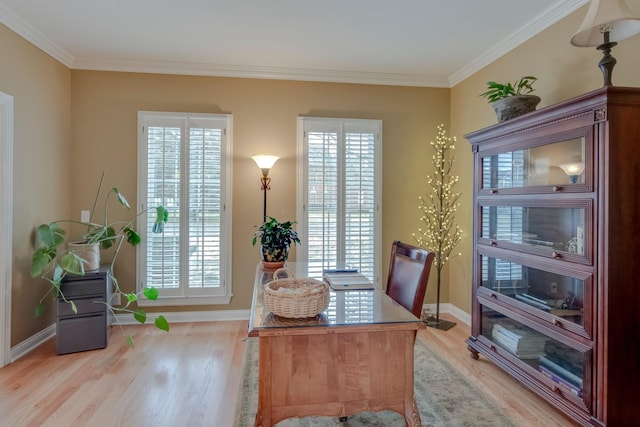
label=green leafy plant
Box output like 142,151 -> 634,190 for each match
31,172 -> 170,346
479,76 -> 538,103
252,216 -> 301,262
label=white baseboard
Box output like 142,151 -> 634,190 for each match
111,309 -> 251,325
8,310 -> 251,364
10,323 -> 55,363
10,305 -> 470,364
422,303 -> 471,326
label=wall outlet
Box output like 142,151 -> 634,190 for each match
80,209 -> 90,223
550,282 -> 558,294
112,293 -> 121,306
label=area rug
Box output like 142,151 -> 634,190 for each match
234,336 -> 517,427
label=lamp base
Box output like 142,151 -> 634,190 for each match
596,38 -> 617,87
424,316 -> 457,331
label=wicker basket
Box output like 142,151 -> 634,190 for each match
263,268 -> 329,318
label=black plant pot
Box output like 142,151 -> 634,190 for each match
261,246 -> 289,268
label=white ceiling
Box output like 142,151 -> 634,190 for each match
0,0 -> 590,87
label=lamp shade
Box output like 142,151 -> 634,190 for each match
571,0 -> 640,46
558,162 -> 585,176
252,155 -> 279,170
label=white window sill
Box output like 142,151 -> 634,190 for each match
136,295 -> 232,307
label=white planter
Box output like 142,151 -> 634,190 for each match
67,242 -> 100,271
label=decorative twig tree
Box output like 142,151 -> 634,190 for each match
413,124 -> 462,330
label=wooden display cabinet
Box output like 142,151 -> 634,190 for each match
465,87 -> 640,426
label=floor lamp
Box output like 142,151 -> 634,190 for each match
251,155 -> 279,223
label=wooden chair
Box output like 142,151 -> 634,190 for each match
385,240 -> 435,318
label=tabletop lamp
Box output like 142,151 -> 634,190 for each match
252,155 -> 279,223
559,162 -> 585,184
570,0 -> 640,86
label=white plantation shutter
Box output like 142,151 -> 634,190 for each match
138,112 -> 233,305
297,118 -> 381,287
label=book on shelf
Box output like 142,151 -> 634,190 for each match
323,271 -> 374,290
538,364 -> 583,397
491,323 -> 547,359
544,340 -> 583,370
539,355 -> 583,389
515,294 -> 552,312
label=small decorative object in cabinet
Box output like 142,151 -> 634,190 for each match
57,265 -> 111,355
465,86 -> 640,426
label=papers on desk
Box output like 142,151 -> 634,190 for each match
323,270 -> 374,291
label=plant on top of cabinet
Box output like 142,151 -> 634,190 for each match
480,76 -> 541,122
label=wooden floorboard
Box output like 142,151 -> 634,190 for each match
0,315 -> 578,426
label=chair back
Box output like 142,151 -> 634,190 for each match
386,240 -> 435,318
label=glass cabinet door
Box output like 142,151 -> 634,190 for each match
480,307 -> 588,401
479,255 -> 586,328
480,203 -> 589,259
481,137 -> 587,189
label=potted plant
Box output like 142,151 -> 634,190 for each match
480,76 -> 541,122
30,172 -> 170,344
252,216 -> 301,268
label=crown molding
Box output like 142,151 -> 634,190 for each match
2,0 -> 589,89
448,0 -> 589,87
0,3 -> 74,67
71,57 -> 451,87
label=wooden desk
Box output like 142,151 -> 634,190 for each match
248,263 -> 424,427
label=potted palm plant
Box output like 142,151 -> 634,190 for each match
252,216 -> 301,268
480,76 -> 540,122
30,172 -> 170,343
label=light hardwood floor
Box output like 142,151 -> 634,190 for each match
0,315 -> 578,426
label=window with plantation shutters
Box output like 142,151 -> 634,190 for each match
137,112 -> 233,306
297,117 -> 382,287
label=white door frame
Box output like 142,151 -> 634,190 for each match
0,92 -> 14,368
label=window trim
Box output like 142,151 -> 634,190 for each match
296,116 -> 382,287
136,111 -> 233,306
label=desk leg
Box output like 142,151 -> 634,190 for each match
405,396 -> 422,427
404,330 -> 422,427
254,338 -> 272,427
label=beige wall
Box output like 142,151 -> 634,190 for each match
449,3 -> 640,313
70,71 -> 450,314
6,2 -> 640,347
0,23 -> 72,345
